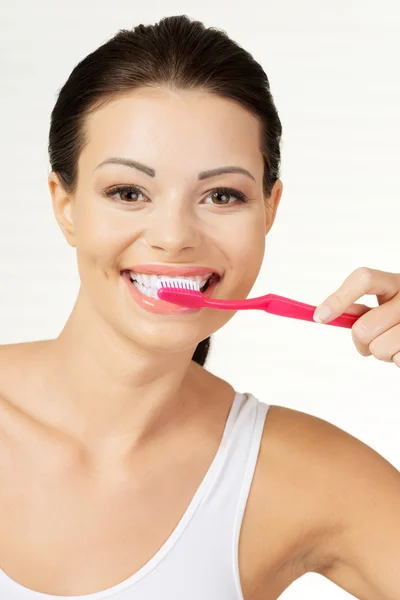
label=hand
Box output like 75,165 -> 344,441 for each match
313,267 -> 400,367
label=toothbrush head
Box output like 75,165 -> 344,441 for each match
157,281 -> 206,308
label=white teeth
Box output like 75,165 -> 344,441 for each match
128,271 -> 214,300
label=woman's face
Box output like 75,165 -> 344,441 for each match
49,87 -> 282,356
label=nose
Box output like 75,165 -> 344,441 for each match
144,201 -> 202,255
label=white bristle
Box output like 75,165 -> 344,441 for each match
159,279 -> 198,290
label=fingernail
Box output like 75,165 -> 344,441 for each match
313,306 -> 333,323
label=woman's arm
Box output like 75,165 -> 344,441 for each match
303,413 -> 400,600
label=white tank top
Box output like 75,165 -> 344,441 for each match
0,391 -> 270,599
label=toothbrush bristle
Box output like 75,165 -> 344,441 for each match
159,279 -> 198,291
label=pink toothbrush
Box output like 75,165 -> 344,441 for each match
157,282 -> 359,328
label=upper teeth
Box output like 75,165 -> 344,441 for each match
129,271 -> 213,291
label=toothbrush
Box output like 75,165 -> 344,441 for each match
157,281 -> 359,329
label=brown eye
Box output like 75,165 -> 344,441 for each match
204,187 -> 248,206
103,185 -> 146,203
120,188 -> 140,202
212,191 -> 231,204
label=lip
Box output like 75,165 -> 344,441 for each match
122,264 -> 222,278
121,270 -> 221,315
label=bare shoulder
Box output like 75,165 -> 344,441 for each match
0,341 -> 30,401
251,403 -> 375,577
0,340 -> 48,360
0,339 -> 52,378
0,341 -> 46,385
0,340 -> 53,428
254,402 -> 400,600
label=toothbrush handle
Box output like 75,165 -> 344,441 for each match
263,294 -> 359,328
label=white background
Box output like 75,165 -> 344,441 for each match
1,1 -> 399,598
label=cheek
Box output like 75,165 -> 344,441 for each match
231,225 -> 266,273
238,236 -> 265,288
74,200 -> 139,263
225,241 -> 265,300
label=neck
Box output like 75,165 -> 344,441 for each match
38,289 -> 203,455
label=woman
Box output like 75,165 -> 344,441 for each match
0,14 -> 399,600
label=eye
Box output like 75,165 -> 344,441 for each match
204,187 -> 248,206
102,185 -> 146,203
102,184 -> 249,206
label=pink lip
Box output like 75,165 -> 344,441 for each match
121,271 -> 221,315
124,264 -> 221,278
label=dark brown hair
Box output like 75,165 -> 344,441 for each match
48,14 -> 282,367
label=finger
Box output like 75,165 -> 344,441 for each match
314,268 -> 400,323
366,323 -> 400,363
343,303 -> 372,317
348,307 -> 373,357
393,351 -> 400,368
350,296 -> 400,356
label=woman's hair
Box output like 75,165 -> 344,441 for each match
48,14 -> 282,367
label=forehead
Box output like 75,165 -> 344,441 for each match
80,87 -> 263,175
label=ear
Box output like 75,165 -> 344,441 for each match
48,171 -> 77,248
264,179 -> 283,234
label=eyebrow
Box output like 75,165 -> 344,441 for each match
95,157 -> 256,182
